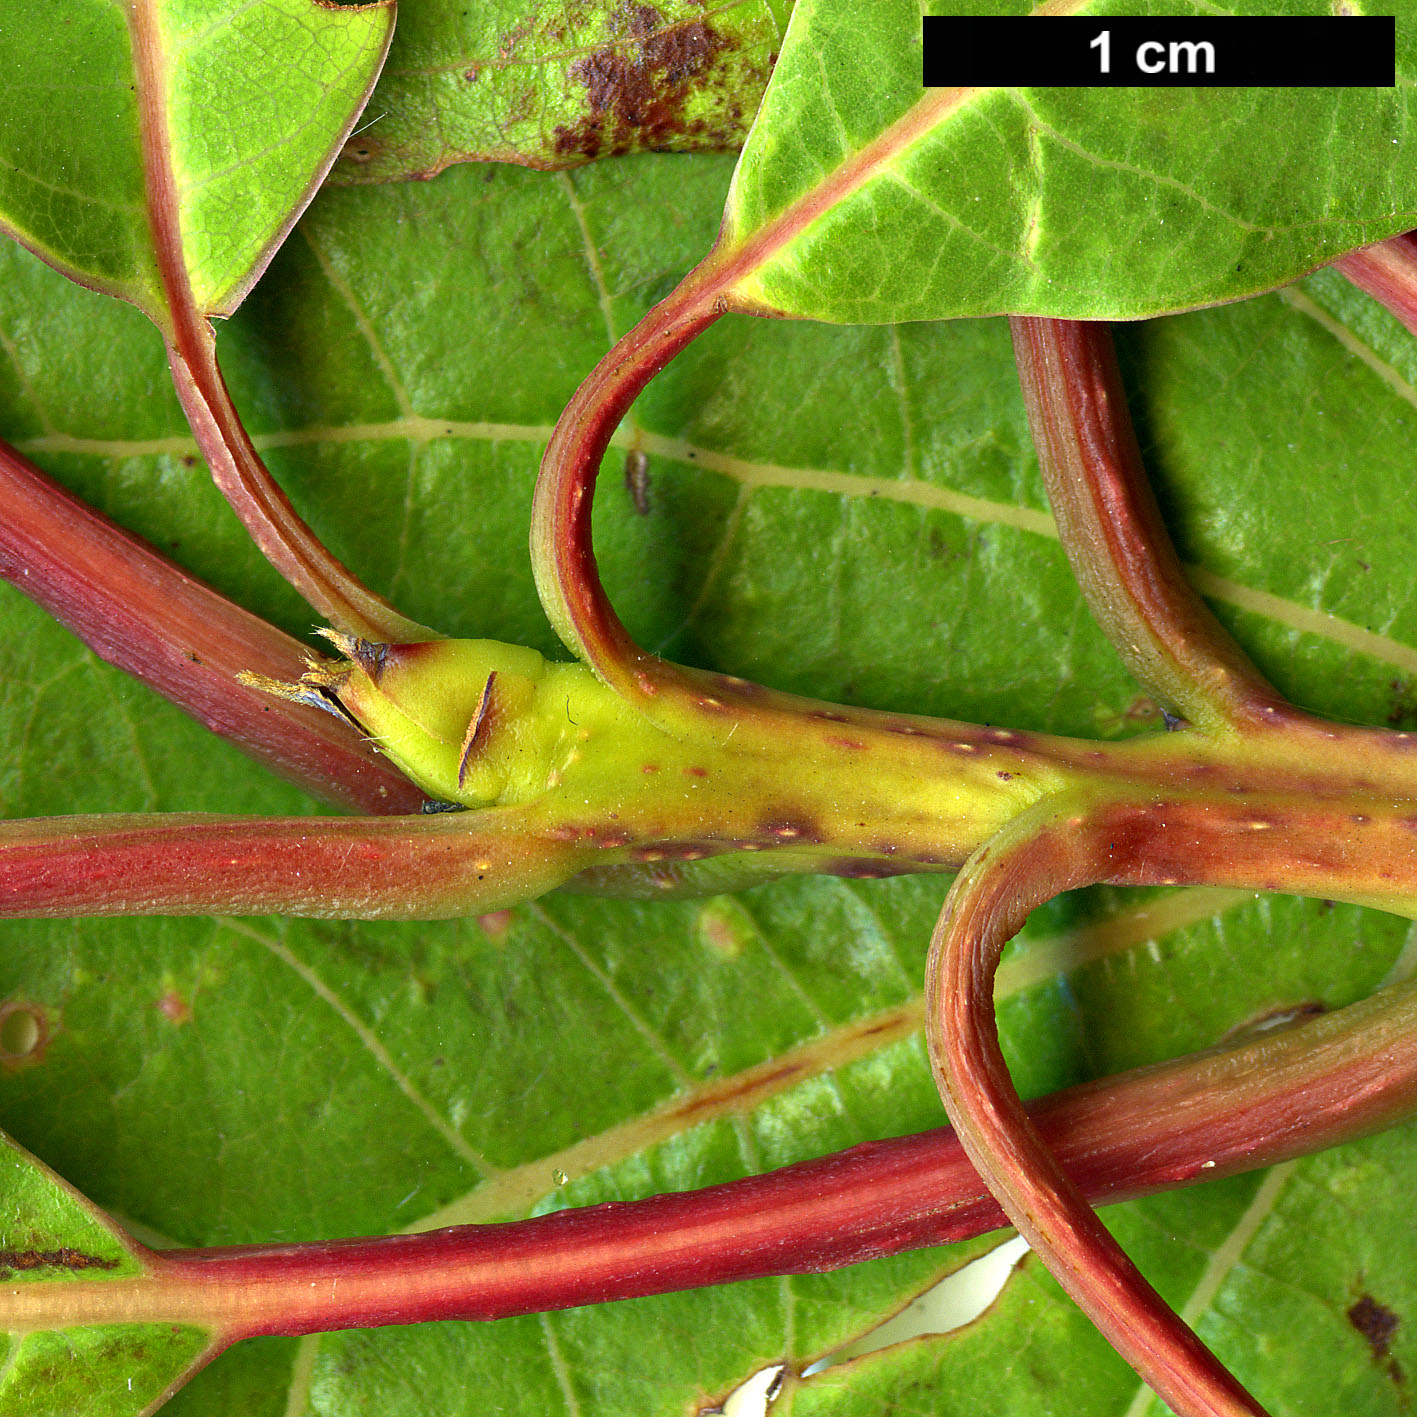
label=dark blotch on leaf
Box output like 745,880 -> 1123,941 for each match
1349,1294 -> 1401,1360
1388,678 -> 1417,729
497,17 -> 534,60
553,5 -> 747,160
340,137 -> 381,165
0,1248 -> 119,1279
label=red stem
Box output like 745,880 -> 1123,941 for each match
1334,230 -> 1417,338
0,807 -> 590,919
1010,318 -> 1290,733
0,439 -> 422,814
16,972 -> 1417,1340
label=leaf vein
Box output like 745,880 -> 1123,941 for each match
1119,1163 -> 1296,1417
219,917 -> 497,1176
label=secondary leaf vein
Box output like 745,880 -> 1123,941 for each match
219,917 -> 497,1176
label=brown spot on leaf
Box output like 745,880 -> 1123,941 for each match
696,899 -> 749,957
926,525 -> 955,561
497,16 -> 534,59
1349,1294 -> 1401,1361
155,991 -> 192,1025
553,6 -> 745,160
0,1248 -> 119,1279
1389,679 -> 1417,729
340,136 -> 381,164
505,84 -> 538,126
672,1063 -> 801,1123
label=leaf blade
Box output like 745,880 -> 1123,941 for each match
4,138 -> 1417,1415
0,1132 -> 217,1417
722,0 -> 1417,321
0,0 -> 395,325
330,0 -> 790,182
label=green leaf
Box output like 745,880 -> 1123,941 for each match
332,0 -> 791,182
4,107 -> 1417,1417
0,0 -> 393,324
0,1131 -> 215,1416
721,0 -> 1417,321
0,1129 -> 141,1282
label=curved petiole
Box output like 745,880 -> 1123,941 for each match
1010,318 -> 1292,734
165,321 -> 436,646
928,791 -> 1417,1417
529,256 -> 727,698
926,799 -> 1272,1417
121,0 -> 426,646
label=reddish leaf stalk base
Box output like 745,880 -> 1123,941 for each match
929,802 -> 1279,1417
1009,317 -> 1292,733
127,0 -> 417,647
1335,231 -> 1417,338
165,326 -> 435,646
